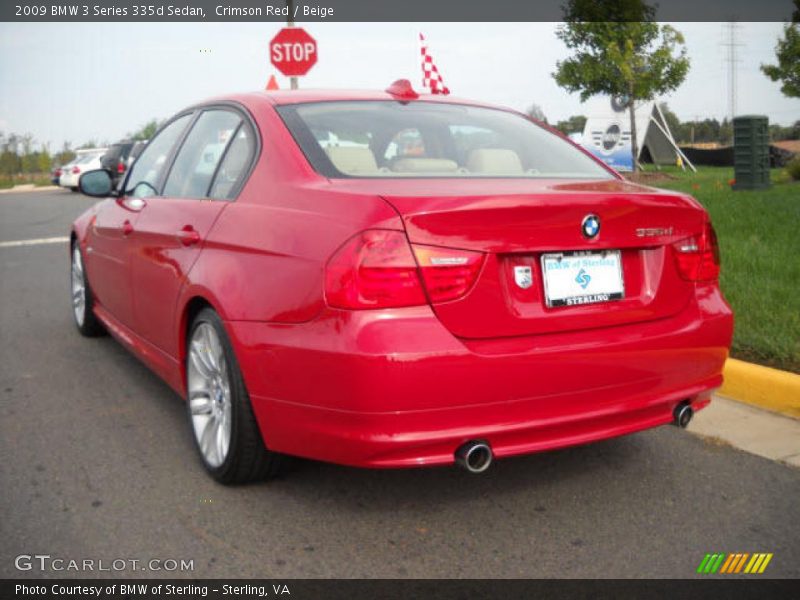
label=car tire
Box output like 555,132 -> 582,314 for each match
70,241 -> 105,337
70,187 -> 78,192
186,307 -> 283,484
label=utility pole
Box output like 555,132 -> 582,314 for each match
721,22 -> 743,123
287,0 -> 297,90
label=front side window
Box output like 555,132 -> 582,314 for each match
277,101 -> 613,179
163,110 -> 242,199
124,114 -> 192,198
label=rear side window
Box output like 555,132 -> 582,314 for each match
163,110 -> 242,199
125,114 -> 192,198
209,125 -> 256,200
164,109 -> 255,199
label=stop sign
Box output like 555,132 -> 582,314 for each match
270,28 -> 317,77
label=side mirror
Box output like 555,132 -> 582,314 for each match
79,169 -> 114,197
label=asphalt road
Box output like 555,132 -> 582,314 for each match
1,189 -> 798,579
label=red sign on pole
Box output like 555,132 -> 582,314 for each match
270,28 -> 317,77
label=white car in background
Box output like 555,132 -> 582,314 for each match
59,149 -> 107,191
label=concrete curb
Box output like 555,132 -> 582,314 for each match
720,358 -> 800,419
0,185 -> 61,194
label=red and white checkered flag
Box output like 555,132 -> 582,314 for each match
419,33 -> 450,95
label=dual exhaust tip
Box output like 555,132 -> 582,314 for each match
455,402 -> 694,473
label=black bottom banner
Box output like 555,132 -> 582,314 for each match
2,579 -> 798,600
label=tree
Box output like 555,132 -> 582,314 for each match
55,141 -> 76,167
526,104 -> 547,123
552,0 -> 690,171
38,145 -> 52,173
128,119 -> 159,141
769,120 -> 800,141
555,115 -> 587,135
761,3 -> 800,98
719,118 -> 733,146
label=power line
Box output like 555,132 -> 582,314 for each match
721,22 -> 744,121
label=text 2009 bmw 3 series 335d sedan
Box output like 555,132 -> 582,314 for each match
70,82 -> 733,483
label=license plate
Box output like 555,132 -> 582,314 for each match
541,250 -> 625,307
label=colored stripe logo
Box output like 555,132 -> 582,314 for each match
696,553 -> 773,574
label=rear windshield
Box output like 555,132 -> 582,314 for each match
277,101 -> 613,179
77,152 -> 104,163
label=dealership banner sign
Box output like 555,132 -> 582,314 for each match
580,97 -> 656,172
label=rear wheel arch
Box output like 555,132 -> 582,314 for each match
178,295 -> 230,382
180,297 -> 214,361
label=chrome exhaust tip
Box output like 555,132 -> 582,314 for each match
673,403 -> 694,429
455,440 -> 493,474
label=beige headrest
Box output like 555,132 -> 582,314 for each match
326,147 -> 378,174
467,149 -> 524,174
391,158 -> 459,174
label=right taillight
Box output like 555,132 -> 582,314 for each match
673,222 -> 720,281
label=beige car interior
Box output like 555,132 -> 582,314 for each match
325,146 -> 526,176
465,148 -> 524,175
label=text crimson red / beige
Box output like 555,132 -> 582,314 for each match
218,5 -> 335,18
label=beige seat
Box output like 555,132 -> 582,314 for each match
326,147 -> 379,175
466,148 -> 524,175
390,158 -> 459,174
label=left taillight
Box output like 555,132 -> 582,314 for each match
673,222 -> 720,282
324,230 -> 485,309
117,161 -> 126,174
325,230 -> 427,309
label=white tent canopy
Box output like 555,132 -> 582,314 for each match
579,97 -> 695,172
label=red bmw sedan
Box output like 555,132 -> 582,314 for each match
71,82 -> 733,483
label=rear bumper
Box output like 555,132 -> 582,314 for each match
228,284 -> 733,468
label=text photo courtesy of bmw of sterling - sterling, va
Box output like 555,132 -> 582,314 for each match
1,1 -> 799,599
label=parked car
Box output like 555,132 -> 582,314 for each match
71,83 -> 733,484
128,140 -> 148,166
60,150 -> 106,191
101,140 -> 135,188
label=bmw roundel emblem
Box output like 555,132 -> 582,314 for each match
581,214 -> 600,239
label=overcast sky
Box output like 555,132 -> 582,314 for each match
0,21 -> 798,150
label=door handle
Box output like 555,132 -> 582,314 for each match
177,225 -> 201,247
122,220 -> 134,236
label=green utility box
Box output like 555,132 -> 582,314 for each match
733,115 -> 770,190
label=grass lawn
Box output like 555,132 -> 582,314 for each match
644,165 -> 799,373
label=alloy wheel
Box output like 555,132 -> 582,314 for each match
71,246 -> 86,326
187,323 -> 232,468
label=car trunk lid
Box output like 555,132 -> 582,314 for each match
374,178 -> 706,339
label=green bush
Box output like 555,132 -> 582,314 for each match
787,156 -> 800,181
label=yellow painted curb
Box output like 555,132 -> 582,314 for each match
720,358 -> 800,419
